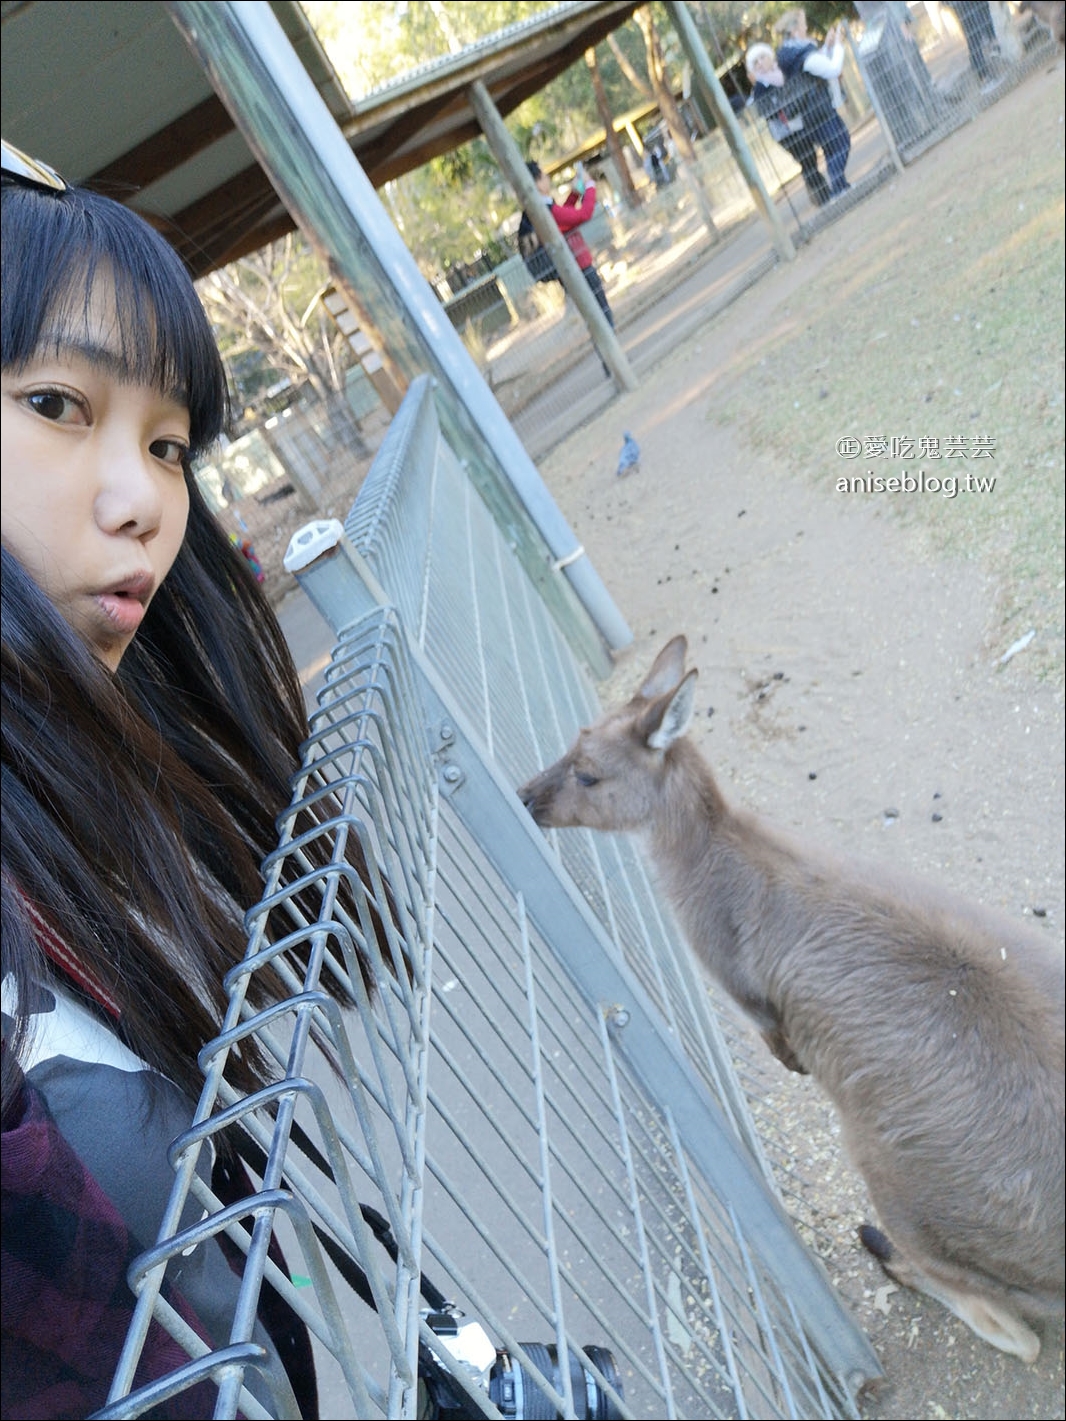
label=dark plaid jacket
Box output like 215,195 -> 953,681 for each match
2,1031 -> 317,1420
1,1061 -> 221,1419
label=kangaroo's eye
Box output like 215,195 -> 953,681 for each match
575,771 -> 600,788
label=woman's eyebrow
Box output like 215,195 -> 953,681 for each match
35,334 -> 187,405
38,334 -> 134,379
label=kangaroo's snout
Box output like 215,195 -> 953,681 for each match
518,766 -> 558,825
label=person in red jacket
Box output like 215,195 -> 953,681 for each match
525,160 -> 615,329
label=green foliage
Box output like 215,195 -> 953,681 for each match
304,2 -> 599,273
689,0 -> 857,60
297,2 -> 714,277
303,1 -> 558,95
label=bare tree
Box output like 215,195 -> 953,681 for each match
199,235 -> 367,453
607,29 -> 651,102
627,6 -> 718,237
633,6 -> 698,163
585,46 -> 642,208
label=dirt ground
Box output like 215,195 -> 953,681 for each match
534,62 -> 1065,1421
272,59 -> 1063,1419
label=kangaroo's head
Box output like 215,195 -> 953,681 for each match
519,636 -> 698,832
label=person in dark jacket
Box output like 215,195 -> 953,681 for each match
746,41 -> 832,207
772,9 -> 852,198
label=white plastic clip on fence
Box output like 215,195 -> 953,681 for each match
284,518 -> 346,574
550,544 -> 585,573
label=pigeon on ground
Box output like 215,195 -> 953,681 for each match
616,431 -> 640,477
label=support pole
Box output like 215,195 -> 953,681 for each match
165,0 -> 632,668
663,0 -> 796,263
468,80 -> 638,394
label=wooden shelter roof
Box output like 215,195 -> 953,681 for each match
1,0 -> 640,276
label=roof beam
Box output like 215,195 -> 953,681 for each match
86,95 -> 235,193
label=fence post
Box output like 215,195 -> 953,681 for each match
663,0 -> 796,262
468,79 -> 639,394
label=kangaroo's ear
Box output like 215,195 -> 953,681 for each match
642,669 -> 698,750
640,635 -> 689,699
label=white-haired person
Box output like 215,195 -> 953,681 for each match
771,9 -> 852,199
746,41 -> 832,208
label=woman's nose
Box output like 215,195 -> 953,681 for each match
94,439 -> 165,540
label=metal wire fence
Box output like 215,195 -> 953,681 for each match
444,1 -> 1058,460
96,375 -> 882,1419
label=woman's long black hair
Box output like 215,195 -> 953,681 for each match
1,178 -> 371,1113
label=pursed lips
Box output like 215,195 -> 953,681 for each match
94,570 -> 154,634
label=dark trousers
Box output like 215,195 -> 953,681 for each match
780,132 -> 831,206
823,112 -> 852,195
809,110 -> 852,196
582,265 -> 615,329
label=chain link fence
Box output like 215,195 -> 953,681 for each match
430,2 -> 1057,460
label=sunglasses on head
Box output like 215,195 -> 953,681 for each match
1,139 -> 67,194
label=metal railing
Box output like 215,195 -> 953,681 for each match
97,376 -> 881,1419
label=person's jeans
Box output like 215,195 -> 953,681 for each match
819,112 -> 852,196
582,265 -> 614,328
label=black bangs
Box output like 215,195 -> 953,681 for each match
1,181 -> 229,457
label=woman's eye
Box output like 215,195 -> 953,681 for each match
25,389 -> 88,424
575,771 -> 600,788
149,438 -> 189,468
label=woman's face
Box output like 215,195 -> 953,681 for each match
1,274 -> 191,670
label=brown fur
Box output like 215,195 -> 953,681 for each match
519,636 -> 1064,1362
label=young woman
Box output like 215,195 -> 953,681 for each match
0,142 -> 374,1419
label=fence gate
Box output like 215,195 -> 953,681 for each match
97,376 -> 880,1420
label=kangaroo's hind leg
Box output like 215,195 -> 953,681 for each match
858,1225 -> 1042,1363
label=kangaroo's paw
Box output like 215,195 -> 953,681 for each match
856,1225 -> 1041,1363
946,1295 -> 1041,1363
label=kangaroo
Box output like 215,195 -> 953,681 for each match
519,636 -> 1064,1363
